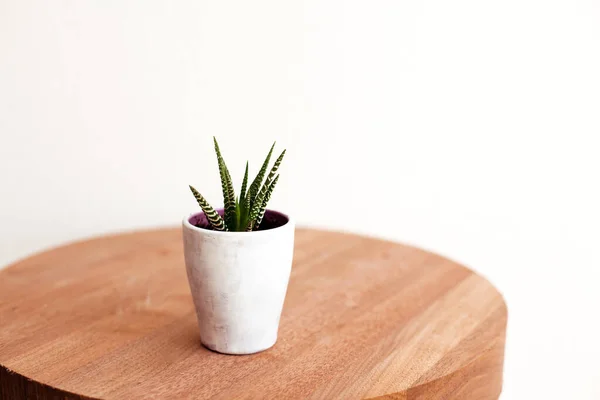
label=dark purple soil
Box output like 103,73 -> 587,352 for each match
190,209 -> 289,232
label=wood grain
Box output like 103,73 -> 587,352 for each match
0,228 -> 507,399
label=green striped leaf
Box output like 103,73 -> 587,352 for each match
189,185 -> 226,231
247,149 -> 286,230
246,142 -> 275,212
254,174 -> 279,230
240,161 -> 249,202
213,137 -> 237,230
238,161 -> 250,229
265,149 -> 285,187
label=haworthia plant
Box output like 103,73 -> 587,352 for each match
188,137 -> 285,232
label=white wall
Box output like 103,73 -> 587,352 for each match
1,1 -> 599,398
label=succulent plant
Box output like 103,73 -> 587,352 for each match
189,137 -> 285,232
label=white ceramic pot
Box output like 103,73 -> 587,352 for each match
182,209 -> 295,355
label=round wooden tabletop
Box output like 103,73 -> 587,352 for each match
0,228 -> 507,400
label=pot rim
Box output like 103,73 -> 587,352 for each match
182,208 -> 294,237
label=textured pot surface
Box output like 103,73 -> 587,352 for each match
182,210 -> 295,355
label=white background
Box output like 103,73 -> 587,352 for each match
1,1 -> 599,398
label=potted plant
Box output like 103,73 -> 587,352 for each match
182,137 -> 294,355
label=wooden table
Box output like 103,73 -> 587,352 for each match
0,228 -> 507,399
